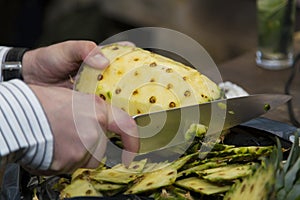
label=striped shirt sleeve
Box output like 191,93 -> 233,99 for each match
0,79 -> 53,170
0,46 -> 12,80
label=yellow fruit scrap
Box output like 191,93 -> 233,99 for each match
59,179 -> 102,199
175,177 -> 231,195
125,167 -> 177,194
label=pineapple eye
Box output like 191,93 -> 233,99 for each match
146,182 -> 153,186
183,76 -> 187,81
149,96 -> 156,103
167,171 -> 175,175
134,58 -> 139,61
77,174 -> 84,180
99,94 -> 106,100
132,90 -> 138,95
201,94 -> 208,98
150,78 -> 155,82
166,68 -> 173,73
85,190 -> 92,195
149,62 -> 157,67
112,46 -> 119,50
184,90 -> 191,97
115,88 -> 122,94
241,184 -> 246,193
82,170 -> 91,176
169,102 -> 176,108
132,165 -> 140,169
97,74 -> 103,81
166,83 -> 173,89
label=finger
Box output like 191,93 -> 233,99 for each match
82,40 -> 136,70
84,131 -> 108,168
122,150 -> 138,167
84,47 -> 109,70
107,105 -> 139,152
106,105 -> 140,164
114,41 -> 136,47
61,40 -> 109,70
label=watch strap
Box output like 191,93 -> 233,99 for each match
2,48 -> 28,81
5,48 -> 28,62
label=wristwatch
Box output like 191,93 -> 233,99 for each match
2,48 -> 28,81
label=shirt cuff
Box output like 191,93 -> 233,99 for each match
0,47 -> 12,81
0,79 -> 53,170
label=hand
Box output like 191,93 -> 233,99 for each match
22,40 -> 109,88
28,85 -> 139,175
22,40 -> 135,88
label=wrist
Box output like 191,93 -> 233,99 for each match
21,49 -> 35,82
1,47 -> 28,81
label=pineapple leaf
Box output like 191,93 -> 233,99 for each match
284,131 -> 300,173
275,167 -> 285,193
276,132 -> 300,200
274,138 -> 284,192
277,188 -> 287,200
275,137 -> 283,169
285,182 -> 300,200
284,157 -> 300,194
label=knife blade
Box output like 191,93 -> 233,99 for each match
133,94 -> 291,153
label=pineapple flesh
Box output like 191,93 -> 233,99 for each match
75,44 -> 221,116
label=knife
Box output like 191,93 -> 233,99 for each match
133,94 -> 291,154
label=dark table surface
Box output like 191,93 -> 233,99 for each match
218,46 -> 300,126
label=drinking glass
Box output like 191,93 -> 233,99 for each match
256,0 -> 296,70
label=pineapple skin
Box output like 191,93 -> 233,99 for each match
224,131 -> 300,200
223,162 -> 275,200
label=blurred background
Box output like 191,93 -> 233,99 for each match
0,0 -> 300,64
0,0 -> 300,192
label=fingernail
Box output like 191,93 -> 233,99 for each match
87,54 -> 109,69
116,41 -> 136,47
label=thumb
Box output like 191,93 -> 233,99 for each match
81,45 -> 109,70
83,41 -> 136,70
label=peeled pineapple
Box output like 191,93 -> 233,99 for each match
75,44 -> 221,115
